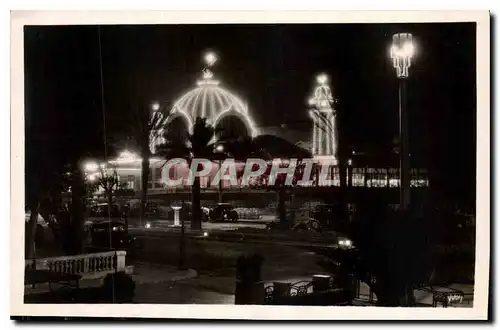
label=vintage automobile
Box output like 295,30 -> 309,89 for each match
127,201 -> 161,218
88,221 -> 137,253
89,203 -> 124,218
309,203 -> 350,232
207,203 -> 239,222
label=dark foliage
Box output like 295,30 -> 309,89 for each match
315,203 -> 435,306
102,272 -> 136,303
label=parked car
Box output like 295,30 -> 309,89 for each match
180,202 -> 210,222
207,203 -> 239,222
127,201 -> 161,218
88,220 -> 137,253
309,203 -> 350,232
89,203 -> 124,218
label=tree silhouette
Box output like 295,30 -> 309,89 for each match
222,134 -> 311,226
315,203 -> 435,306
156,117 -> 215,230
127,103 -> 168,225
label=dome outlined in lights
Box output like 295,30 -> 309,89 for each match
158,52 -> 258,144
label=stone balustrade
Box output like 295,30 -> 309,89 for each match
25,250 -> 127,280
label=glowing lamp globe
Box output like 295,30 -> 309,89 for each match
391,42 -> 414,58
151,102 -> 160,111
204,52 -> 217,67
317,74 -> 328,85
84,161 -> 99,172
390,33 -> 415,78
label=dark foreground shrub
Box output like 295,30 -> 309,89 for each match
102,272 -> 136,303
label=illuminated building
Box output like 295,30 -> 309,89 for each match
82,53 -> 428,198
150,52 -> 258,152
308,73 -> 337,162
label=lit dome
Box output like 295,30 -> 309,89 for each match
171,81 -> 249,129
165,53 -> 258,137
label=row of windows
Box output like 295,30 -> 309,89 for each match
114,167 -> 429,190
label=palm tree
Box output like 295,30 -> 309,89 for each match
156,117 -> 215,230
129,103 -> 168,226
69,160 -> 86,255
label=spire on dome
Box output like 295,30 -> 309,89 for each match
198,51 -> 219,86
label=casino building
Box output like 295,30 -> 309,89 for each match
85,53 -> 428,195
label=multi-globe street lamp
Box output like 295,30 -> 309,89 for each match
390,33 -> 415,211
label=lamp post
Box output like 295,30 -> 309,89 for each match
151,101 -> 160,112
215,144 -> 224,203
390,33 -> 414,211
347,158 -> 353,189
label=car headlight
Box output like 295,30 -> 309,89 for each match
145,222 -> 151,229
339,239 -> 353,247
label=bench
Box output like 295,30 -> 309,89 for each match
25,269 -> 81,292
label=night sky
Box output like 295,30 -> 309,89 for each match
24,23 -> 476,204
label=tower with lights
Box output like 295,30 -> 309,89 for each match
308,73 -> 337,161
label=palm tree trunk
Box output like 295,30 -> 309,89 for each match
191,176 -> 202,230
140,156 -> 149,226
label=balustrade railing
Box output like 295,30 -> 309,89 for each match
25,250 -> 127,280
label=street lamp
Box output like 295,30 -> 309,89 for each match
347,158 -> 353,188
215,144 -> 224,203
83,161 -> 99,173
390,33 -> 414,211
87,173 -> 97,182
204,52 -> 217,67
316,73 -> 328,85
151,101 -> 160,112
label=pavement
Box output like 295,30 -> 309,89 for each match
24,261 -> 198,298
130,262 -> 197,284
352,282 -> 474,307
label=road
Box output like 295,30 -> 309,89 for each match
84,216 -> 339,304
137,218 -> 269,231
129,228 -> 329,304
